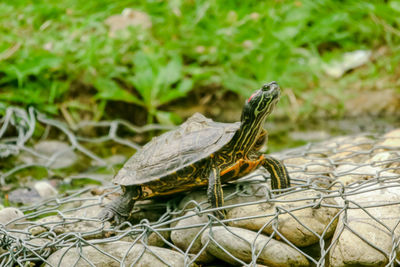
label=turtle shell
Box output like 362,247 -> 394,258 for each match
114,113 -> 240,186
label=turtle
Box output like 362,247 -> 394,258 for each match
99,81 -> 291,224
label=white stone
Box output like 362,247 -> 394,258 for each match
45,242 -> 189,267
171,211 -> 215,263
34,181 -> 58,198
201,226 -> 308,266
0,207 -> 25,229
330,183 -> 400,266
227,189 -> 339,247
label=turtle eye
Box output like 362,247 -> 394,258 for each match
262,81 -> 278,92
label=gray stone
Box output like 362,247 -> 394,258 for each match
129,199 -> 167,224
29,196 -> 165,239
0,208 -> 25,255
367,151 -> 400,175
34,181 -> 58,198
284,157 -> 333,174
284,157 -> 334,187
329,183 -> 400,267
329,136 -> 374,164
171,211 -> 215,263
227,189 -> 339,247
20,140 -> 77,169
0,232 -> 50,258
378,128 -> 400,149
29,199 -> 110,238
148,230 -> 170,247
177,183 -> 268,213
177,187 -> 232,211
120,229 -> 170,248
367,151 -> 398,167
201,226 -> 308,266
322,50 -> 371,78
7,187 -> 41,204
45,242 -> 192,267
334,164 -> 397,186
0,207 -> 25,229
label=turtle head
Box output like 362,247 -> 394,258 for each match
223,82 -> 281,157
241,81 -> 280,123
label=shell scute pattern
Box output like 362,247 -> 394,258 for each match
114,113 -> 240,186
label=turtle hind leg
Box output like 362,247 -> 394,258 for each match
262,155 -> 291,191
207,166 -> 225,219
97,185 -> 141,225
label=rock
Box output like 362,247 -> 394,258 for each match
120,229 -> 171,248
378,128 -> 400,149
29,214 -> 107,239
19,140 -> 77,169
227,189 -> 339,247
129,199 -> 167,224
105,8 -> 152,37
367,151 -> 400,175
322,50 -> 371,78
45,242 -> 192,267
334,164 -> 397,186
148,230 -> 171,247
330,183 -> 400,267
0,232 -> 51,259
8,181 -> 57,205
7,187 -> 42,204
201,226 -> 308,266
34,181 -> 58,198
177,187 -> 233,212
29,196 -> 166,239
284,157 -> 334,187
345,90 -> 400,117
0,207 -> 25,229
329,136 -> 374,164
284,157 -> 333,173
368,151 -> 398,167
29,199 -> 110,239
171,211 -> 215,263
1,217 -> 45,257
177,183 -> 269,214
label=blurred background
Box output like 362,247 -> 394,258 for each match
1,0 -> 399,150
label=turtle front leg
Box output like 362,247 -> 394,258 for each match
97,185 -> 141,225
207,166 -> 225,219
262,155 -> 291,190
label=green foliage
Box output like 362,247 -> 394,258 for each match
0,0 -> 399,122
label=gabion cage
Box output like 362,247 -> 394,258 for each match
1,107 -> 400,266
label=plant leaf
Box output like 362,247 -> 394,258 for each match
130,51 -> 155,107
94,78 -> 143,106
158,78 -> 193,105
155,110 -> 182,125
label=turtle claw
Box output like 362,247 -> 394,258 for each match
97,207 -> 127,225
214,209 -> 226,220
97,208 -> 115,222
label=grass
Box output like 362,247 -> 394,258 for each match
0,0 -> 399,123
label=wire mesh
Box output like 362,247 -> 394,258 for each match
0,106 -> 399,266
